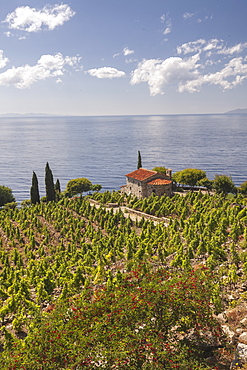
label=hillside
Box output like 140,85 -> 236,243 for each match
225,108 -> 247,114
0,191 -> 247,368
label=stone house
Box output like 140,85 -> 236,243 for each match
121,168 -> 173,198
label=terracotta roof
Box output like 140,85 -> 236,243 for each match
125,168 -> 157,181
148,179 -> 172,185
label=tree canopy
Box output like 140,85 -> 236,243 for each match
173,168 -> 206,187
91,184 -> 102,192
0,185 -> 15,207
152,166 -> 167,174
66,178 -> 92,196
213,174 -> 237,195
197,177 -> 214,191
239,180 -> 247,196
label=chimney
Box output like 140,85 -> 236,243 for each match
166,169 -> 172,178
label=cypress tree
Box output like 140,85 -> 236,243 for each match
137,150 -> 142,169
55,179 -> 61,193
30,171 -> 40,204
55,179 -> 61,201
45,162 -> 55,202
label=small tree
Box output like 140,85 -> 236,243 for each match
66,178 -> 92,197
54,179 -> 61,201
91,184 -> 102,192
137,151 -> 142,169
239,180 -> 247,196
55,179 -> 61,193
152,166 -> 167,174
213,174 -> 237,195
0,186 -> 15,207
30,172 -> 40,204
45,163 -> 55,202
173,168 -> 206,188
3,202 -> 17,210
197,177 -> 214,192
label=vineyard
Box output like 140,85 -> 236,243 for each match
0,190 -> 247,369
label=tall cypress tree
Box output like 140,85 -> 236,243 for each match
55,179 -> 61,201
30,171 -> 40,204
55,179 -> 61,193
45,162 -> 55,202
137,151 -> 142,169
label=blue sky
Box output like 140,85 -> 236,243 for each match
0,0 -> 246,115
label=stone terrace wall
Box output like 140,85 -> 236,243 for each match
89,199 -> 170,225
124,206 -> 170,225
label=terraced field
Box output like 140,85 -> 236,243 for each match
0,191 -> 246,368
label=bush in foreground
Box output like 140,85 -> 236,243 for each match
1,266 -> 223,369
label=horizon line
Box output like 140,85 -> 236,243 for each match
1,111 -> 247,118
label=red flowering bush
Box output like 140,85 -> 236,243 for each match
1,266 -> 223,369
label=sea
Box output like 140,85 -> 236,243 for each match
0,114 -> 246,204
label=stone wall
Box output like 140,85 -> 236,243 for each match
121,178 -> 144,198
89,200 -> 170,225
146,183 -> 173,197
124,206 -> 170,225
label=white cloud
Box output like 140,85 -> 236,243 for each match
113,47 -> 134,58
162,38 -> 169,44
177,39 -> 206,55
218,42 -> 247,55
3,4 -> 75,33
179,57 -> 247,92
160,13 -> 172,35
205,59 -> 220,67
0,53 -> 81,89
160,14 -> 166,23
163,21 -> 172,35
87,67 -> 126,79
203,38 -> 222,51
177,38 -> 228,56
177,39 -> 247,65
4,31 -> 12,37
125,58 -> 137,64
123,47 -> 134,56
131,38 -> 247,95
130,54 -> 200,96
0,50 -> 9,69
196,15 -> 213,23
183,11 -> 213,23
130,41 -> 247,96
183,12 -> 194,20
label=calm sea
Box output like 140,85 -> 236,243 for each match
0,114 -> 246,203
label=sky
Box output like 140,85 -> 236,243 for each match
0,0 -> 246,116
